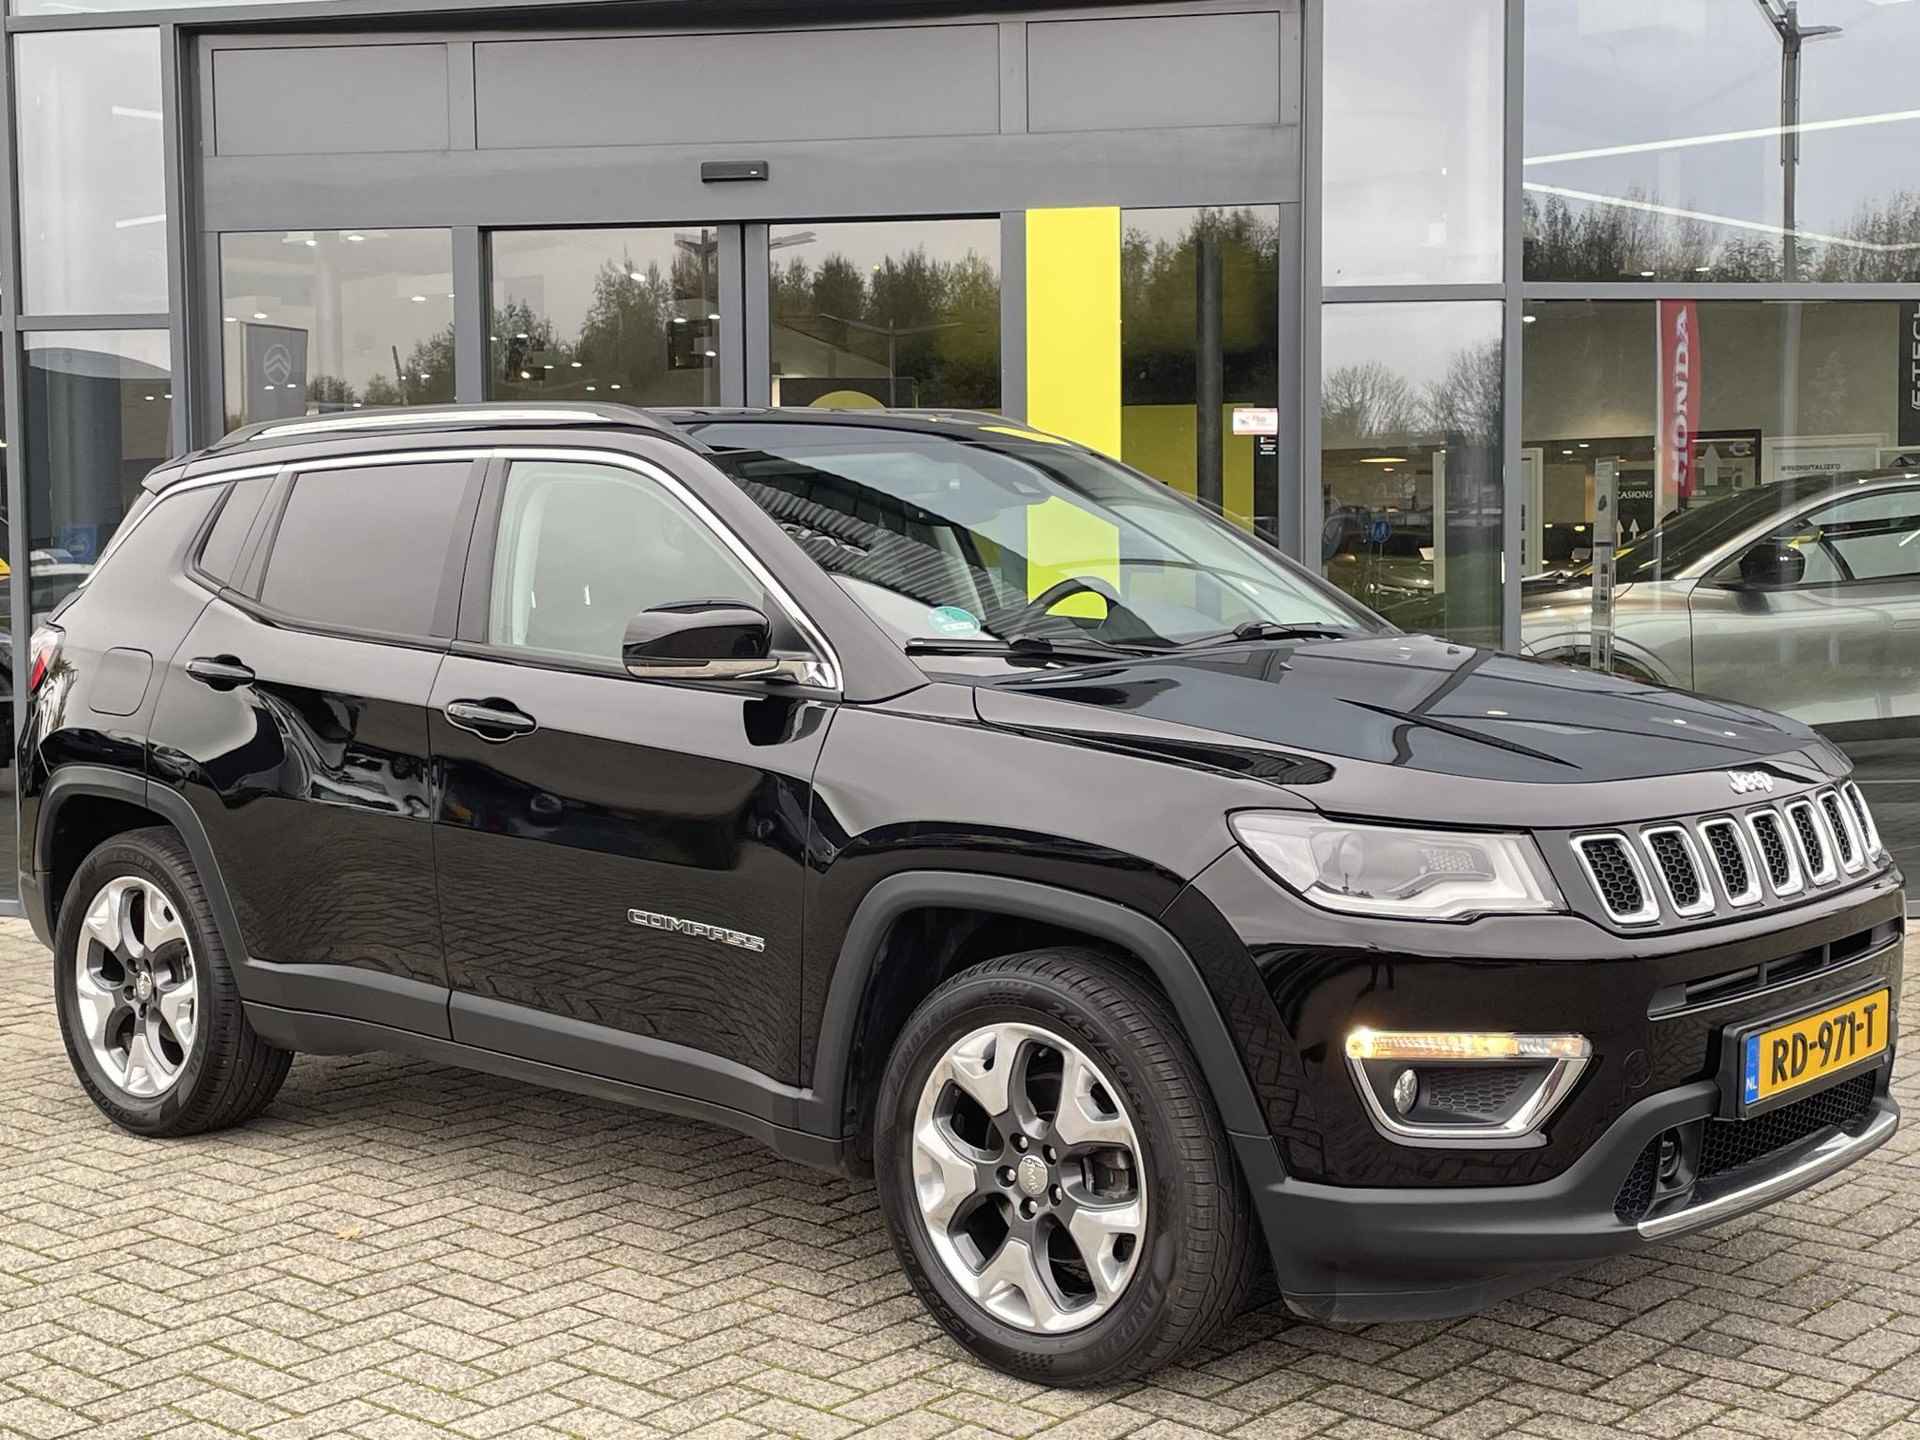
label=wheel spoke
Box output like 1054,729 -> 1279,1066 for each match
155,977 -> 196,1051
137,885 -> 187,958
82,882 -> 127,956
946,1025 -> 1021,1120
122,1021 -> 170,1097
973,1235 -> 1067,1331
73,968 -> 125,1057
913,1110 -> 986,1232
1054,1051 -> 1133,1150
1064,1198 -> 1144,1301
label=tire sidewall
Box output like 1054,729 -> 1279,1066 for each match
876,975 -> 1187,1382
53,839 -> 217,1135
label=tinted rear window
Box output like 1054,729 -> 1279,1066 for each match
259,462 -> 473,636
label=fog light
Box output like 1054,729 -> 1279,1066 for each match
1344,1028 -> 1592,1147
1391,1069 -> 1418,1116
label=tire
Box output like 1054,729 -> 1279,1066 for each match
54,826 -> 292,1137
875,947 -> 1258,1384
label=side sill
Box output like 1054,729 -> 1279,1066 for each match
237,956 -> 451,1040
242,1002 -> 847,1172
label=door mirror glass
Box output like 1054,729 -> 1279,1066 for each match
623,602 -> 774,679
1736,538 -> 1807,590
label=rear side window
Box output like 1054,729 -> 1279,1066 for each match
258,461 -> 474,637
196,477 -> 271,585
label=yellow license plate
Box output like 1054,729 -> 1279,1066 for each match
1741,988 -> 1890,1108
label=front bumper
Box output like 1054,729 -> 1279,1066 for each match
1237,1073 -> 1897,1322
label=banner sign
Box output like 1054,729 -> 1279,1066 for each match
1656,300 -> 1700,520
241,322 -> 309,425
1900,300 -> 1920,449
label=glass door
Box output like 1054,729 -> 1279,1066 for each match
488,225 -> 747,407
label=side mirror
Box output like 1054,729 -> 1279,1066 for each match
623,601 -> 775,680
1736,539 -> 1807,590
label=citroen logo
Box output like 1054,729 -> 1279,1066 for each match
1727,769 -> 1774,795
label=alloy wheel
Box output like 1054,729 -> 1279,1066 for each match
72,876 -> 197,1099
911,1021 -> 1147,1333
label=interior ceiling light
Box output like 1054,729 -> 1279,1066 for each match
1360,456 -> 1407,465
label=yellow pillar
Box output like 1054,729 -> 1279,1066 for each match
1025,207 -> 1122,455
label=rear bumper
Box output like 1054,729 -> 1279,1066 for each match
1244,1074 -> 1898,1323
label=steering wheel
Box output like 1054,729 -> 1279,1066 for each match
1007,574 -> 1146,636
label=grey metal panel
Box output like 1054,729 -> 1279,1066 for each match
452,225 -> 482,403
447,40 -> 476,150
473,27 -> 998,151
212,44 -> 450,156
163,25 -> 192,452
1297,0 -> 1322,568
1027,13 -> 1282,134
1500,0 -> 1522,654
998,20 -> 1028,134
1000,210 -> 1025,421
743,223 -> 770,407
1273,200 -> 1301,557
717,225 -> 745,406
201,125 -> 1299,231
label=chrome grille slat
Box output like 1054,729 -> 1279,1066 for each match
1844,781 -> 1883,858
1786,798 -> 1837,885
1746,807 -> 1803,897
1572,833 -> 1659,925
1640,825 -> 1714,918
1698,818 -> 1761,908
1821,790 -> 1866,874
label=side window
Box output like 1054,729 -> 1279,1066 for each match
258,461 -> 474,636
1805,489 -> 1920,583
488,460 -> 763,664
195,476 -> 271,585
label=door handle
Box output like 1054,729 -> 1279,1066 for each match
443,698 -> 538,742
184,655 -> 255,691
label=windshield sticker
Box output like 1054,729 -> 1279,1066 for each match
926,606 -> 983,637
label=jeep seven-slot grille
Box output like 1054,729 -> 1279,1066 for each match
1572,786 -> 1882,929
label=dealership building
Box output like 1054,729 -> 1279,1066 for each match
0,0 -> 1916,909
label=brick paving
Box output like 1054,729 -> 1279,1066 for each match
4,917 -> 1920,1439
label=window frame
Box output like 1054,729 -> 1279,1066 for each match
1702,483 -> 1920,592
222,449 -> 490,650
451,446 -> 843,693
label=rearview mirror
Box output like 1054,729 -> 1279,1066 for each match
623,602 -> 776,680
1736,539 -> 1807,590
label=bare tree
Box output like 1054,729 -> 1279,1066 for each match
1321,361 -> 1421,446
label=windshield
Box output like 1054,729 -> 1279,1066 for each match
1552,473 -> 1859,586
687,420 -> 1384,650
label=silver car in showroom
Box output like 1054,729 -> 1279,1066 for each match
1521,467 -> 1920,731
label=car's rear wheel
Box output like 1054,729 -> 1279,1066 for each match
875,948 -> 1257,1384
54,827 -> 292,1137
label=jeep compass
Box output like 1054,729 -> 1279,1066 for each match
22,404 -> 1902,1384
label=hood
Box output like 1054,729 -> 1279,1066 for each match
970,634 -> 1835,800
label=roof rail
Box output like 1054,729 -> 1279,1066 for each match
206,401 -> 681,452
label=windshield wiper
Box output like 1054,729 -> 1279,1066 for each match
1166,620 -> 1366,649
903,636 -> 1147,664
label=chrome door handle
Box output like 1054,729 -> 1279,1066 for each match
185,655 -> 255,691
443,698 -> 537,742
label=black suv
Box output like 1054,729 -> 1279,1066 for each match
22,405 -> 1902,1384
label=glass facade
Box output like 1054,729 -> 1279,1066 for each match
1322,0 -> 1502,285
219,229 -> 455,432
1121,206 -> 1281,531
769,220 -> 1000,409
1526,0 -> 1920,282
491,227 -> 725,406
1320,302 -> 1504,645
15,29 -> 167,315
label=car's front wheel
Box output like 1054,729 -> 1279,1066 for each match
54,827 -> 292,1137
875,948 -> 1257,1383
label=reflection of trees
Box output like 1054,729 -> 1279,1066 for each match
495,245 -> 721,395
1322,340 -> 1501,449
773,244 -> 999,406
1524,189 -> 1920,282
1122,208 -> 1278,404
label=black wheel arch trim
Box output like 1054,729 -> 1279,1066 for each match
805,870 -> 1270,1139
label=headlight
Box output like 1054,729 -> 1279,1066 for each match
1230,812 -> 1564,921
